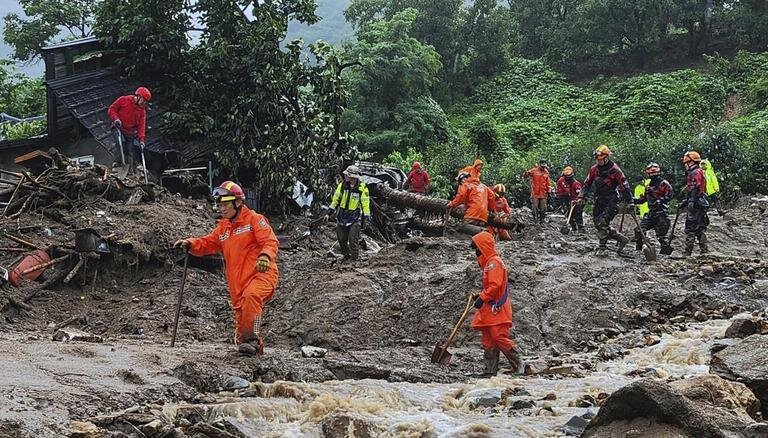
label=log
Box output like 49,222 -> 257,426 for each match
64,256 -> 85,284
4,234 -> 43,250
2,174 -> 26,217
374,185 -> 527,230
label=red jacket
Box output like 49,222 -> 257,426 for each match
525,166 -> 551,199
686,166 -> 706,200
556,176 -> 570,197
569,180 -> 583,201
108,95 -> 147,142
188,206 -> 279,301
448,177 -> 492,223
582,160 -> 630,201
405,169 -> 430,193
471,232 -> 512,328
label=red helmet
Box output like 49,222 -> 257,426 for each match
135,87 -> 152,101
213,181 -> 245,202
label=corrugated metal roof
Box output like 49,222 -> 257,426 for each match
41,36 -> 99,51
45,69 -> 215,163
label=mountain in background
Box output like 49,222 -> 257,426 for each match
287,0 -> 353,46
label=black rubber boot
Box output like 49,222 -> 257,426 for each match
699,233 -> 709,254
482,349 -> 500,377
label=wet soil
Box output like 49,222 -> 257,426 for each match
2,190 -> 768,436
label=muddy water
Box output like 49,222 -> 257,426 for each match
163,318 -> 732,437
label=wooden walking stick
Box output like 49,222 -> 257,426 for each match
170,253 -> 189,347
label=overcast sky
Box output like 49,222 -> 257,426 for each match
1,2 -> 44,77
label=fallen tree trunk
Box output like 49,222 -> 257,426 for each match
373,185 -> 527,230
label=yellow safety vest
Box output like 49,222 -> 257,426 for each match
634,180 -> 650,218
701,159 -> 720,196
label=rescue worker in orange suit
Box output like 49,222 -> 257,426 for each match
577,145 -> 632,255
446,172 -> 494,230
404,161 -> 430,194
560,167 -> 585,233
491,184 -> 512,241
174,181 -> 278,356
555,168 -> 572,214
681,151 -> 710,256
470,231 -> 522,376
460,159 -> 484,181
523,159 -> 551,224
108,87 -> 151,174
633,163 -> 672,251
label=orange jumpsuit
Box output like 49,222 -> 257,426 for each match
470,232 -> 515,352
188,206 -> 279,346
448,176 -> 493,224
493,195 -> 512,241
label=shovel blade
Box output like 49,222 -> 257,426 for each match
559,225 -> 570,235
660,244 -> 673,255
430,344 -> 453,365
643,246 -> 657,261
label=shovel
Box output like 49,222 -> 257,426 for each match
560,203 -> 576,234
139,142 -> 149,184
431,293 -> 474,365
170,252 -> 189,347
660,208 -> 683,255
629,209 -> 657,261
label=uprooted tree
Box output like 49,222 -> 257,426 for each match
95,0 -> 358,208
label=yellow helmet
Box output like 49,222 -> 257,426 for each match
593,145 -> 611,159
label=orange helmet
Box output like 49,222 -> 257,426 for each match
562,166 -> 574,176
645,162 -> 661,176
493,184 -> 506,194
135,86 -> 152,101
213,181 -> 245,202
682,151 -> 701,165
593,145 -> 611,159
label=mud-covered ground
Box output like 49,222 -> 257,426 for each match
2,187 -> 768,437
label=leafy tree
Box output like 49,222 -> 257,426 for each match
343,8 -> 448,157
95,0 -> 356,206
0,61 -> 45,118
3,0 -> 96,62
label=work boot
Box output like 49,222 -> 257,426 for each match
482,349 -> 500,377
699,234 -> 709,254
238,337 -> 264,356
684,233 -> 696,257
634,229 -> 644,251
616,234 -> 630,254
501,347 -> 524,375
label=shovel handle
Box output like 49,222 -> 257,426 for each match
441,294 -> 474,352
629,209 -> 654,249
565,203 -> 576,224
667,208 -> 683,244
170,253 -> 189,347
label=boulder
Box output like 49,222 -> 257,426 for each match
301,346 -> 328,358
562,415 -> 589,436
711,334 -> 768,409
69,421 -> 101,438
320,414 -> 377,438
53,328 -> 103,343
724,318 -> 759,339
670,374 -> 760,421
582,378 -> 756,437
462,388 -> 502,409
222,376 -> 250,391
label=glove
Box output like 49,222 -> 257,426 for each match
632,198 -> 641,205
621,190 -> 633,204
618,202 -> 628,213
473,295 -> 484,309
112,119 -> 122,128
139,141 -> 145,150
173,239 -> 190,250
257,255 -> 270,272
679,199 -> 689,209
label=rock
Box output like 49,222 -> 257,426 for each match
53,328 -> 103,343
694,311 -> 708,322
669,315 -> 686,323
644,335 -> 661,346
562,415 -> 589,436
69,421 -> 101,438
699,265 -> 715,276
321,414 -> 377,438
711,338 -> 739,354
724,318 -> 759,339
509,398 -> 535,410
524,359 -> 548,375
547,365 -> 580,376
140,419 -> 164,435
597,344 -> 623,360
573,394 -> 596,408
625,366 -> 663,378
711,334 -> 768,409
542,392 -> 557,401
462,388 -> 502,409
745,423 -> 768,438
301,346 -> 328,358
582,378 -> 756,437
222,376 -> 250,391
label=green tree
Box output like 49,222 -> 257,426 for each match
0,61 -> 45,117
95,0 -> 356,206
3,0 -> 97,62
343,8 -> 448,157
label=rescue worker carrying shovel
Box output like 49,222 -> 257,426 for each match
577,145 -> 632,256
681,151 -> 710,256
174,181 -> 279,356
108,87 -> 151,177
558,166 -> 584,233
324,165 -> 371,262
633,163 -> 672,251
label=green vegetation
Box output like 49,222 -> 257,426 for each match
0,60 -> 46,140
